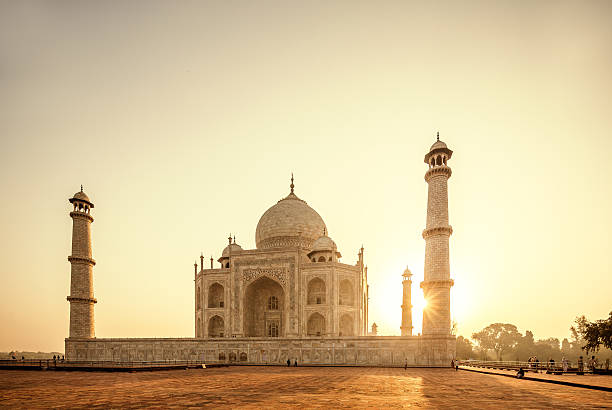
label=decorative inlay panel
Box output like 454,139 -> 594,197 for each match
242,268 -> 287,288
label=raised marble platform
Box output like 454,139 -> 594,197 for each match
66,335 -> 455,367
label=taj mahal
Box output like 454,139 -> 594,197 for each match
64,136 -> 456,366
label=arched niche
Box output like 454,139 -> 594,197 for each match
307,277 -> 326,305
208,283 -> 224,308
339,279 -> 354,306
208,315 -> 224,337
307,312 -> 326,336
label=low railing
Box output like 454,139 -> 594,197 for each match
457,359 -> 592,374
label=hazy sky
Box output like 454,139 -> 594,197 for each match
1,1 -> 611,352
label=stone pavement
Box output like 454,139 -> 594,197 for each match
0,366 -> 611,409
459,365 -> 612,391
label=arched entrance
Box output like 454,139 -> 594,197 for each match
244,277 -> 284,337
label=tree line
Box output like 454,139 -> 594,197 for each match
456,312 -> 612,363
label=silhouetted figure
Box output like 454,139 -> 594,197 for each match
548,358 -> 555,373
294,360 -> 298,367
516,368 -> 525,379
21,356 -> 24,361
287,359 -> 291,367
589,355 -> 597,372
53,355 -> 56,360
404,359 -> 408,370
577,356 -> 584,374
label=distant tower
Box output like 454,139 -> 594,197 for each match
421,133 -> 454,335
67,186 -> 96,338
401,267 -> 413,336
371,322 -> 378,336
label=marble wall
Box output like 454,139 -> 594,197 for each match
65,335 -> 456,367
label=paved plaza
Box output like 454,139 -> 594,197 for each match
0,366 -> 610,408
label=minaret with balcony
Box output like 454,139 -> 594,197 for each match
67,186 -> 97,338
421,133 -> 454,335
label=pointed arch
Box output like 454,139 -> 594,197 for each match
307,277 -> 326,305
208,283 -> 224,308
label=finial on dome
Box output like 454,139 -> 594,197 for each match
290,173 -> 295,194
80,184 -> 83,192
228,234 -> 232,245
233,235 -> 236,244
323,227 -> 327,236
436,131 -> 440,141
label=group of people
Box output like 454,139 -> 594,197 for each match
518,355 -> 604,378
286,359 -> 298,367
53,355 -> 65,361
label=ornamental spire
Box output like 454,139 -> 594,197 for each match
290,173 -> 295,194
436,131 -> 440,141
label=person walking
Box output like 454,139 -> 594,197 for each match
286,359 -> 291,367
577,356 -> 584,374
404,359 -> 408,370
294,359 -> 298,367
562,357 -> 568,373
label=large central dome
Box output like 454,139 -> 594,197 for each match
255,182 -> 326,250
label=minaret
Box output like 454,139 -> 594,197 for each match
67,186 -> 96,338
421,133 -> 454,335
401,267 -> 413,336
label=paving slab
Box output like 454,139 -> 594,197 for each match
0,366 -> 611,408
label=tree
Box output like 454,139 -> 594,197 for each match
472,323 -> 522,361
514,330 -> 535,361
455,336 -> 473,359
561,338 -> 570,353
575,312 -> 612,353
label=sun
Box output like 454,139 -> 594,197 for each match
413,292 -> 427,311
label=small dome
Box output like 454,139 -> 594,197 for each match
311,235 -> 337,252
73,191 -> 90,201
69,187 -> 94,207
430,140 -> 447,151
221,243 -> 243,257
